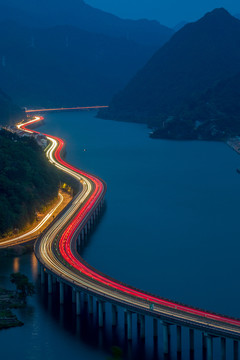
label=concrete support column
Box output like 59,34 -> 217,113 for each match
98,300 -> 104,327
81,229 -> 85,241
206,335 -> 213,360
124,310 -> 127,327
140,314 -> 145,339
177,325 -> 182,354
72,289 -> 76,303
76,291 -> 81,315
202,333 -> 207,356
88,221 -> 91,231
89,295 -> 93,314
127,311 -> 132,341
41,266 -> 45,284
234,341 -> 239,360
85,225 -> 88,235
91,215 -> 94,225
189,329 -> 194,352
221,338 -> 226,360
77,234 -> 81,247
59,282 -> 64,305
163,323 -> 170,355
84,293 -> 88,303
112,304 -> 118,326
153,318 -> 158,338
48,273 -> 53,294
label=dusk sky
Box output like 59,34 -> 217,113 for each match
85,0 -> 240,27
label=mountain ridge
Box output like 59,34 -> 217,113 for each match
99,8 -> 240,140
0,0 -> 174,48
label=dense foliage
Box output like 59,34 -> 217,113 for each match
10,272 -> 35,302
101,9 -> 240,140
0,130 -> 59,235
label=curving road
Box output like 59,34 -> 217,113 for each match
20,114 -> 240,340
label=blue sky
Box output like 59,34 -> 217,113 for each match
85,0 -> 240,27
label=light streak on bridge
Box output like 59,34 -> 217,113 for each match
25,106 -> 108,113
18,113 -> 240,357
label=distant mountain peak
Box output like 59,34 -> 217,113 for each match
199,7 -> 236,24
101,7 -> 240,135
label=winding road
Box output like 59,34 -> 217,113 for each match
20,112 -> 240,341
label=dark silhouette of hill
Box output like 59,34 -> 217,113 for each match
152,71 -> 240,140
173,21 -> 188,31
0,88 -> 24,126
0,0 -> 174,48
0,22 -> 158,107
100,9 -> 240,139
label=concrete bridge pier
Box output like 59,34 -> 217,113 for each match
112,304 -> 118,326
163,322 -> 170,355
84,224 -> 88,236
126,311 -> 132,341
88,295 -> 93,314
221,337 -> 226,360
84,293 -> 88,303
76,291 -> 81,315
177,325 -> 182,354
91,215 -> 94,226
153,318 -> 158,338
88,220 -> 91,231
81,229 -> 85,242
234,340 -> 239,360
77,234 -> 81,248
48,273 -> 53,294
206,335 -> 213,360
98,300 -> 105,327
72,288 -> 76,303
40,266 -> 45,284
189,329 -> 194,353
139,314 -> 145,340
202,333 -> 207,358
59,282 -> 64,304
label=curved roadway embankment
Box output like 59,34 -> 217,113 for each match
20,114 -> 240,340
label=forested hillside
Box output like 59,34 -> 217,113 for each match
100,9 -> 240,140
0,130 -> 59,235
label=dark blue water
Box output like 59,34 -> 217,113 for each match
1,111 -> 240,359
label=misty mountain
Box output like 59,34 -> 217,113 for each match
0,88 -> 24,126
0,0 -> 174,48
0,22 -> 158,107
100,9 -> 240,139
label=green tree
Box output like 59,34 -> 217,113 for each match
10,272 -> 35,302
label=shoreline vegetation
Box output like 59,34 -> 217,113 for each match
0,288 -> 24,330
0,273 -> 35,330
0,126 -> 78,241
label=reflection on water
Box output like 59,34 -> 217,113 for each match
13,257 -> 20,273
1,111 -> 240,360
31,253 -> 39,280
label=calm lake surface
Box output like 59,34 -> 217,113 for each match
1,111 -> 240,359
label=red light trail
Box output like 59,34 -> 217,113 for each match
21,114 -> 240,334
